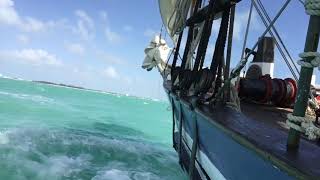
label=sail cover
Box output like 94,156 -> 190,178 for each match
158,0 -> 192,42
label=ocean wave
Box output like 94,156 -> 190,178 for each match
0,91 -> 54,104
0,74 -> 30,82
0,131 -> 9,144
92,169 -> 132,180
0,127 -> 185,180
92,168 -> 161,180
0,73 -> 12,79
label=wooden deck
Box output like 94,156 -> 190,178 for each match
197,100 -> 320,179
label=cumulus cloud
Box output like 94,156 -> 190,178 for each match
73,10 -> 95,40
98,11 -> 122,44
65,43 -> 85,55
102,66 -> 119,79
100,53 -> 127,66
105,27 -> 122,43
0,0 -> 58,32
0,49 -> 62,66
211,10 -> 261,41
0,0 -> 19,25
233,10 -> 261,40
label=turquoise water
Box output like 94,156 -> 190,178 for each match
0,77 -> 186,180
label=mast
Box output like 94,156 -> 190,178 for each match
287,4 -> 320,149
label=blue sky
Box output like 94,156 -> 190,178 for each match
0,0 -> 317,99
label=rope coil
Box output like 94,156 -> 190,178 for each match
297,52 -> 320,68
304,0 -> 320,16
287,113 -> 320,140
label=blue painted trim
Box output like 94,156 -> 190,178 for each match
171,97 -> 294,180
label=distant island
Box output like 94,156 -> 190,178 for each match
32,80 -> 161,102
1,71 -> 162,102
33,81 -> 86,90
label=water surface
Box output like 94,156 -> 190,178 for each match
0,77 -> 186,180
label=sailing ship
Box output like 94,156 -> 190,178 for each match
142,0 -> 320,179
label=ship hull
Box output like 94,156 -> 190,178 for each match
167,91 -> 296,180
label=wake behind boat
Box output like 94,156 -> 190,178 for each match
143,0 -> 320,179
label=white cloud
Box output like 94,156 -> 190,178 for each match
65,43 -> 85,55
144,28 -> 158,37
233,10 -> 261,40
94,49 -> 127,65
96,10 -> 123,44
102,66 -> 119,79
22,17 -> 46,32
0,49 -> 62,66
0,0 -> 19,25
74,10 -> 95,40
123,25 -> 133,32
105,27 -> 122,43
210,10 -> 261,41
101,53 -> 127,65
0,0 -> 58,32
16,34 -> 29,44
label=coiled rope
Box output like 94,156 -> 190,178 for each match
297,52 -> 320,68
286,0 -> 320,140
287,113 -> 320,140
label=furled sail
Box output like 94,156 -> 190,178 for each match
142,35 -> 171,76
158,0 -> 192,42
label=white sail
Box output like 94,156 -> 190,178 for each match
158,0 -> 192,42
142,35 -> 171,77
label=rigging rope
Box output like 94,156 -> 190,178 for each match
240,1 -> 253,77
255,0 -> 300,78
253,0 -> 299,81
163,48 -> 174,77
181,0 -> 203,70
193,5 -> 215,71
231,0 -> 292,80
171,98 -> 176,149
299,0 -> 305,5
210,8 -> 230,97
159,24 -> 164,40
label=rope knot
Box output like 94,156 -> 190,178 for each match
297,52 -> 320,68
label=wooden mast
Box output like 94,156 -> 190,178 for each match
287,15 -> 320,149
